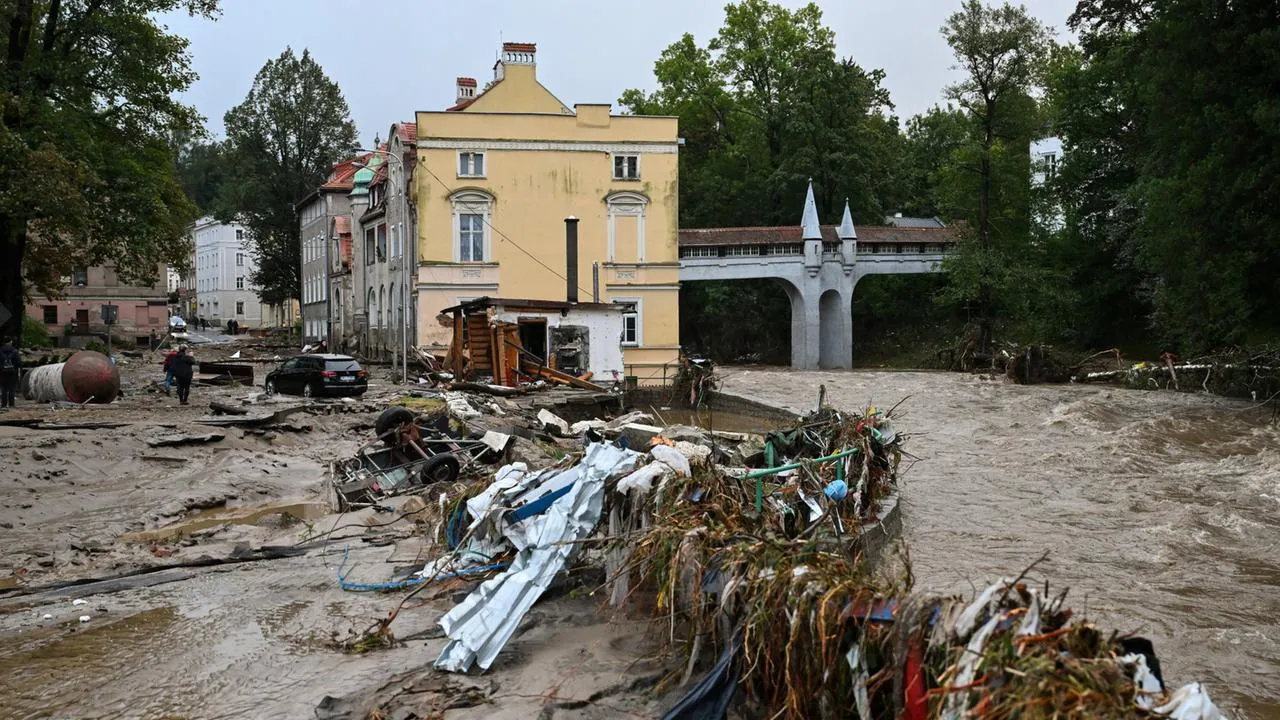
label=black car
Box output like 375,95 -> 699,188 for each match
265,354 -> 368,397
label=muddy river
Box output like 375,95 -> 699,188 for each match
0,369 -> 1276,718
724,369 -> 1280,719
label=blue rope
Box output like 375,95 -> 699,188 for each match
335,545 -> 510,592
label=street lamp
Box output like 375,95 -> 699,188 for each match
353,147 -> 411,384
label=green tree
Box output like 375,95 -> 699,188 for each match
0,0 -> 213,345
219,47 -> 356,307
937,0 -> 1054,350
176,139 -> 229,214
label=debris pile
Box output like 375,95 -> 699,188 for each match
327,396 -> 1227,719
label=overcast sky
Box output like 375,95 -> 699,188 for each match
159,0 -> 1078,143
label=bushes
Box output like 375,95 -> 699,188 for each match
21,315 -> 50,348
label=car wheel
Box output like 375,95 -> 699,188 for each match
418,453 -> 460,486
375,407 -> 417,445
265,379 -> 276,394
302,382 -> 315,398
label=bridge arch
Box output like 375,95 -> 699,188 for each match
819,289 -> 845,369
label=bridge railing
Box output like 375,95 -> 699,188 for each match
679,241 -> 954,259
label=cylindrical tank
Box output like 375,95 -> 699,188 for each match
23,350 -> 121,404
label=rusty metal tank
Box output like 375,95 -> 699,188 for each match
23,350 -> 121,404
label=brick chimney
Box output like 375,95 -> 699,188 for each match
494,42 -> 536,81
455,77 -> 477,105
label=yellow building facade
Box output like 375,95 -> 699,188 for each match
411,43 -> 681,382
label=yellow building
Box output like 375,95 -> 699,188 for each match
411,42 -> 681,383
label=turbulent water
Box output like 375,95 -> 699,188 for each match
726,369 -> 1280,719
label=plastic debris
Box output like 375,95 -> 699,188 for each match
72,599 -> 87,606
78,615 -> 91,623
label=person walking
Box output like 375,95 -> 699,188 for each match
0,337 -> 20,408
170,345 -> 195,405
162,347 -> 178,395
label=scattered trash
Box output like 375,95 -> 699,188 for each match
78,615 -> 90,623
71,599 -> 86,606
145,432 -> 226,448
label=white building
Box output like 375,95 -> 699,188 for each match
1031,137 -> 1065,231
190,216 -> 266,329
165,266 -> 181,294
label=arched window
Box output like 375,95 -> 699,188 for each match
378,285 -> 385,328
449,189 -> 494,263
388,282 -> 396,337
366,288 -> 375,328
605,191 -> 648,263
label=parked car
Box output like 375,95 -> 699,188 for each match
264,353 -> 368,397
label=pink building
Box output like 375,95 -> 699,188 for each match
25,264 -> 171,348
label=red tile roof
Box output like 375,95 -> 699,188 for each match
394,122 -> 416,143
456,77 -> 477,87
502,42 -> 536,53
678,225 -> 958,246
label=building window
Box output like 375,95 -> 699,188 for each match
365,227 -> 376,266
235,301 -> 245,315
450,189 -> 493,263
378,285 -> 385,328
236,276 -> 245,290
236,252 -> 245,267
605,191 -> 648,263
612,154 -> 639,180
236,228 -> 244,242
614,299 -> 641,346
680,246 -> 718,259
724,245 -> 761,257
73,266 -> 88,286
376,223 -> 387,262
459,214 -> 484,262
42,305 -> 58,324
458,151 -> 485,178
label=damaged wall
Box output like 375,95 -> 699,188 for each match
493,306 -> 624,380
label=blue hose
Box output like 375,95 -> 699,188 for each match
336,546 -> 510,592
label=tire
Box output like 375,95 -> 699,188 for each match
264,379 -> 276,394
302,382 -> 315,398
417,453 -> 460,486
375,407 -> 417,446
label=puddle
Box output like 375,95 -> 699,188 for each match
118,501 -> 329,543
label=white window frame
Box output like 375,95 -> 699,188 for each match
612,296 -> 642,347
236,276 -> 244,290
235,300 -> 245,315
606,191 -> 648,263
457,151 -> 486,178
612,153 -> 640,181
450,190 -> 494,263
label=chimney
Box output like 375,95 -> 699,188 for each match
495,42 -> 536,81
565,216 -> 579,304
455,76 -> 477,105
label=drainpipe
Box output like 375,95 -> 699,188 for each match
565,217 -> 579,304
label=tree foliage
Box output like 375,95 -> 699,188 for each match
0,0 -> 213,344
219,47 -> 356,307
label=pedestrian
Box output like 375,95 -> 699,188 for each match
149,329 -> 158,351
231,319 -> 239,335
0,337 -> 19,408
170,345 -> 195,405
201,317 -> 208,331
162,346 -> 178,395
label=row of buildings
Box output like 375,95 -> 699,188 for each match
297,42 -> 682,382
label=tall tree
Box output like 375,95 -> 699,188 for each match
0,0 -> 213,344
176,139 -> 229,214
938,0 -> 1053,349
219,48 -> 356,307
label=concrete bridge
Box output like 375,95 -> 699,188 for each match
678,182 -> 956,369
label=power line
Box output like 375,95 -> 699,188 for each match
418,164 -> 598,300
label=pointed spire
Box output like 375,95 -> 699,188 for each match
801,178 -> 821,240
837,198 -> 856,240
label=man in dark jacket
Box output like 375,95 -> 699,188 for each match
170,345 -> 196,405
0,337 -> 19,408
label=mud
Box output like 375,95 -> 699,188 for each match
1,359 -> 1276,718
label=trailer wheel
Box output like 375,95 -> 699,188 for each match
417,453 -> 460,486
375,407 -> 417,446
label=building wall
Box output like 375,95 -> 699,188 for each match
412,89 -> 681,381
299,196 -> 328,342
192,217 -> 266,328
490,305 -> 625,379
25,263 -> 170,346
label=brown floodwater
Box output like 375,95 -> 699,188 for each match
725,369 -> 1280,719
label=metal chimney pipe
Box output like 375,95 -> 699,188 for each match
565,216 -> 579,304
592,262 -> 600,303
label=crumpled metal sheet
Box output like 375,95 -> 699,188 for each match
434,443 -> 639,673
